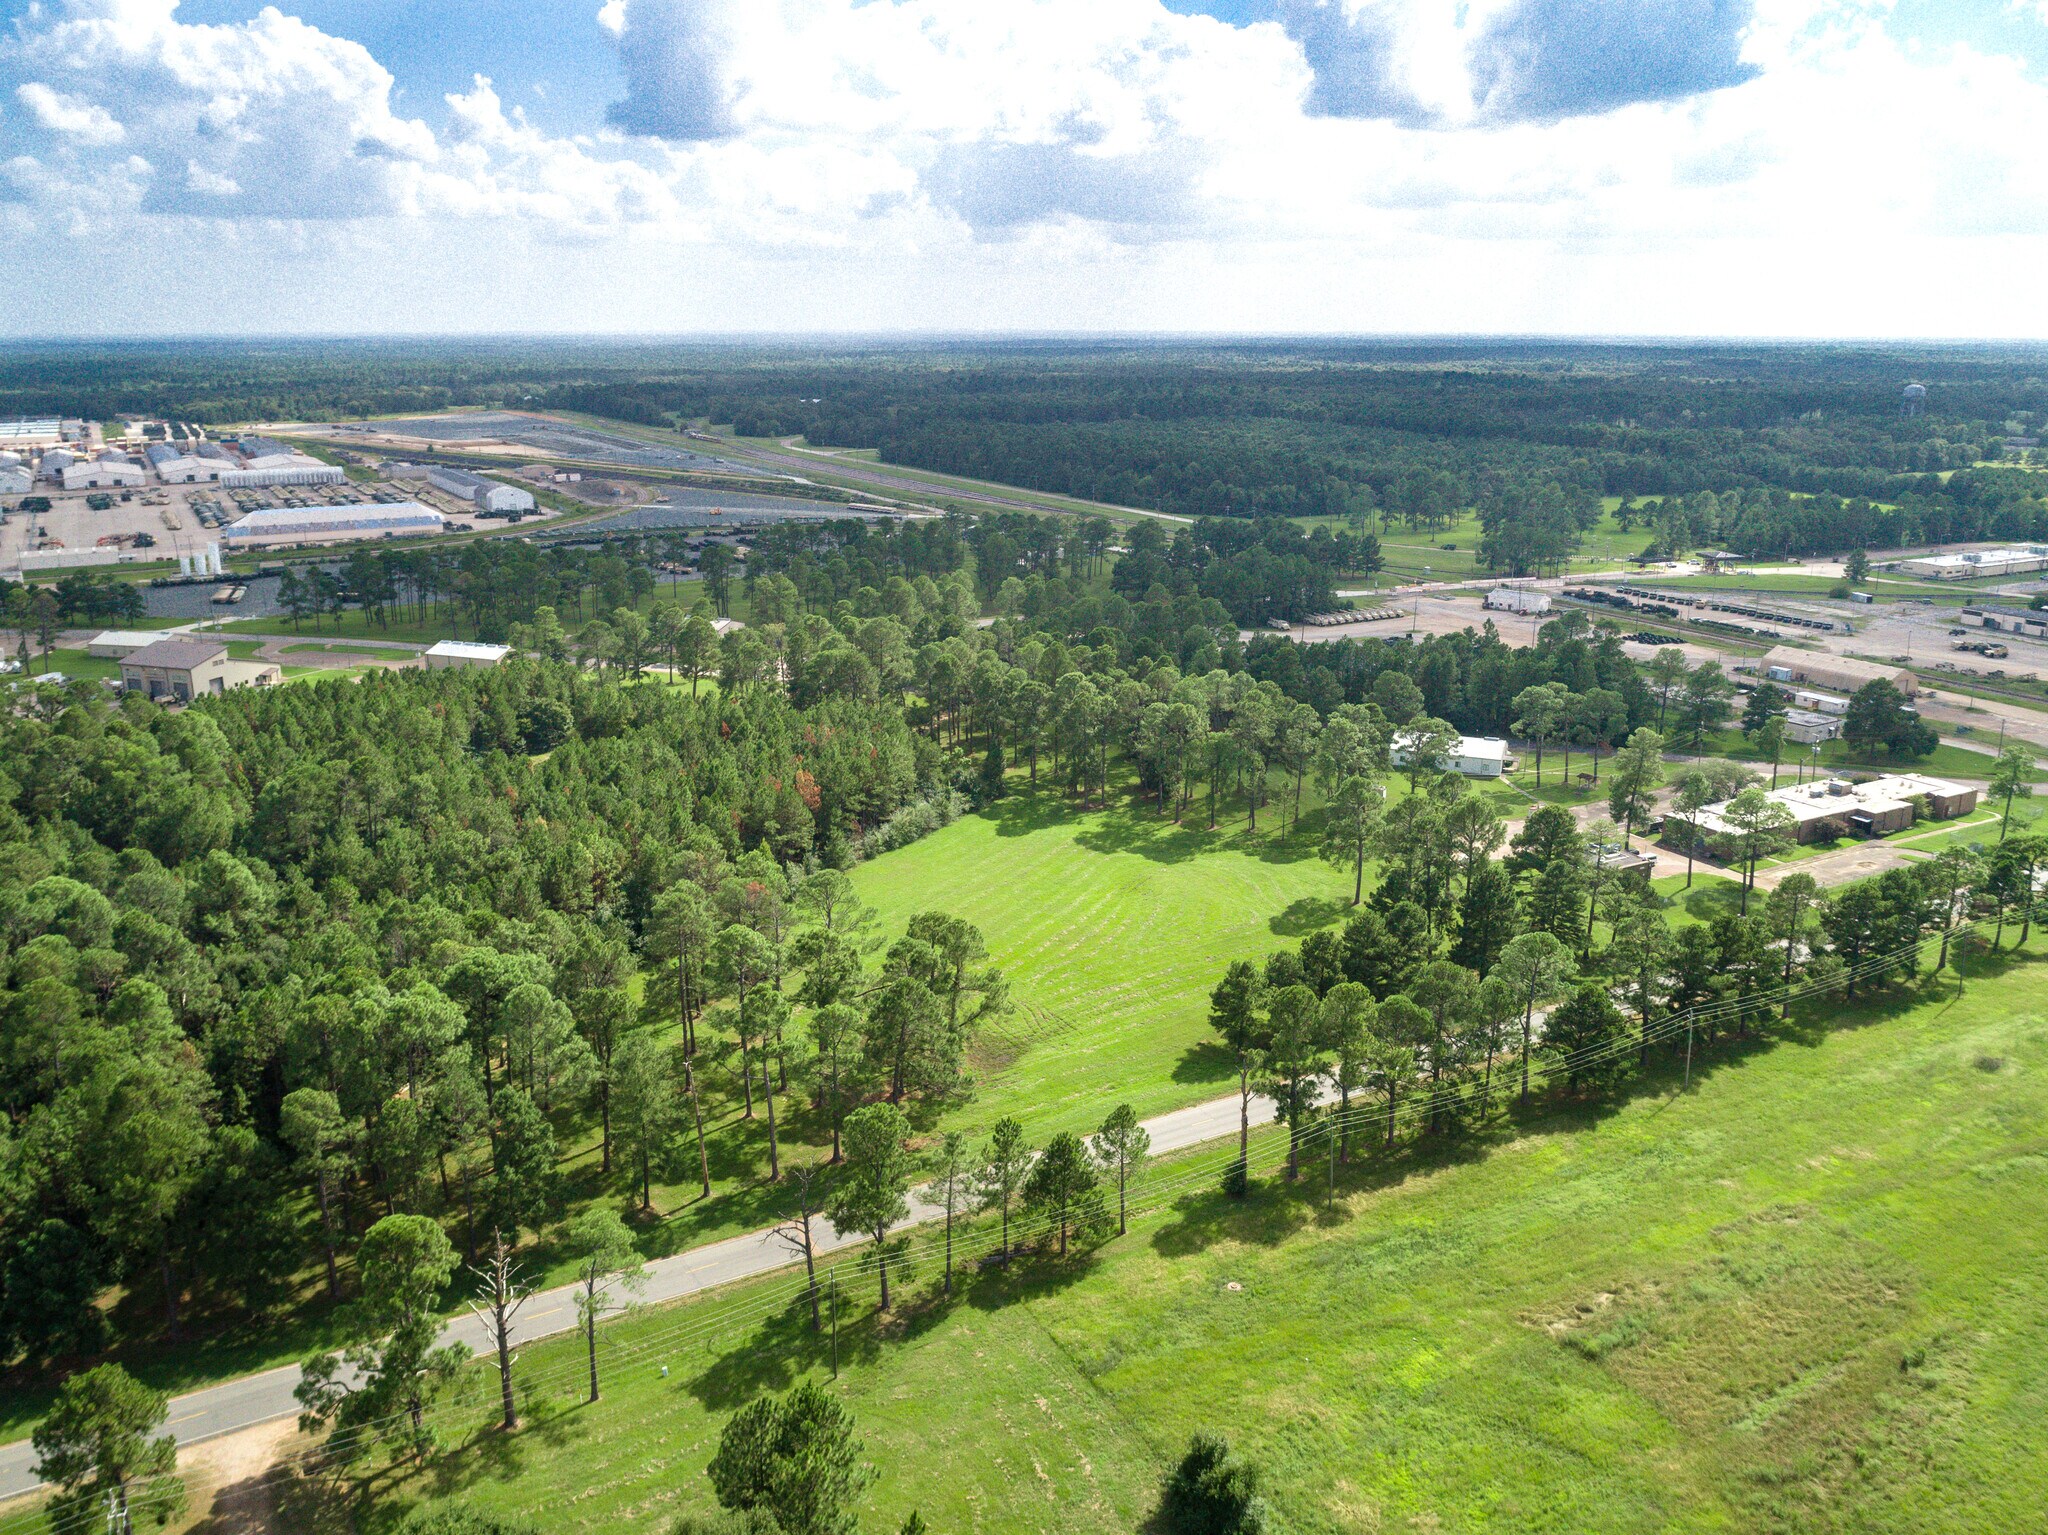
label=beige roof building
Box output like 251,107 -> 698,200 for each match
1679,772 -> 1977,847
119,639 -> 280,703
1761,646 -> 1917,698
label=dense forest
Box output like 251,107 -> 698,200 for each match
0,507 -> 1674,1374
9,340 -> 2048,573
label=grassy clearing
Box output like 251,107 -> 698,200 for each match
222,945 -> 2048,1535
219,610 -> 457,643
1296,499 -> 1651,575
849,786 -> 1356,1141
17,647 -> 123,683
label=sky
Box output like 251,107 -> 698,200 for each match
3,0 -> 2048,338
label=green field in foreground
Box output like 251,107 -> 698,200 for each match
227,943 -> 2048,1535
850,789 -> 1356,1140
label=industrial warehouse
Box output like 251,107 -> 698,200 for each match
1672,773 -> 1979,849
116,638 -> 281,702
219,502 -> 444,548
387,462 -> 537,517
1759,646 -> 1918,697
1897,546 -> 2048,580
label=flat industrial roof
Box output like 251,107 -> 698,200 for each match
1694,773 -> 1973,835
225,502 -> 441,530
425,641 -> 512,660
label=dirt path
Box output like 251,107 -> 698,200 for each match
176,1417 -> 300,1534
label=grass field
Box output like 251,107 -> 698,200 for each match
202,942 -> 2048,1535
1293,501 -> 1656,584
849,788 -> 1356,1140
17,647 -> 122,682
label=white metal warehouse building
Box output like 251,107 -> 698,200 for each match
220,502 -> 444,548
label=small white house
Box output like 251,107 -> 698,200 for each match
1782,709 -> 1843,745
1789,687 -> 1849,715
1484,586 -> 1552,616
424,640 -> 512,670
1392,730 -> 1509,779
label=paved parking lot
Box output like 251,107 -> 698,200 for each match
0,486 -> 220,571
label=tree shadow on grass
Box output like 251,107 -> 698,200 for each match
958,1242 -> 1103,1315
1171,1039 -> 1235,1087
979,786 -> 1323,871
1670,879 -> 1750,926
1269,895 -> 1351,937
1070,808 -> 1217,866
683,1291 -> 845,1412
982,790 -> 1103,841
414,1384 -> 585,1501
1148,1180 -> 1317,1258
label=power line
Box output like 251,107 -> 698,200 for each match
0,920 -> 1986,1535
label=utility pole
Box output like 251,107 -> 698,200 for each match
829,1268 -> 839,1380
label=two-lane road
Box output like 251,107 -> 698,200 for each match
0,1082 -> 1267,1502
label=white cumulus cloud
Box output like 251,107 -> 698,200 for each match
16,82 -> 129,145
3,0 -> 2048,336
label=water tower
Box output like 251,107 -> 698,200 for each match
1902,382 -> 1927,419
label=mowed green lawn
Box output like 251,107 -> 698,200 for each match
850,790 -> 1356,1139
270,946 -> 2048,1535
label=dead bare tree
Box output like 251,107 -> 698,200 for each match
467,1229 -> 533,1430
772,1160 -> 828,1331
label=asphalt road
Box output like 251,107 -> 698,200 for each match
0,1083 -> 1264,1502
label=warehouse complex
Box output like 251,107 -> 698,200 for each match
61,453 -> 146,490
222,461 -> 345,489
0,419 -> 72,450
3,429 -> 341,493
220,502 -> 444,548
390,462 -> 537,516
